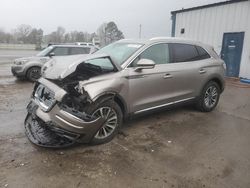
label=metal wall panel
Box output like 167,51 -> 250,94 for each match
174,1 -> 250,78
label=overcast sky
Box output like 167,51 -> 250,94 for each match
0,0 -> 222,38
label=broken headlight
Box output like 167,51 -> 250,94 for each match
34,84 -> 56,112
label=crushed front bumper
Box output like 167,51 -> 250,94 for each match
24,78 -> 105,148
25,99 -> 105,148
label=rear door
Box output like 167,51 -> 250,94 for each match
167,43 -> 211,100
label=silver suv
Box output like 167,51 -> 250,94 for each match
25,38 -> 225,147
11,45 -> 98,81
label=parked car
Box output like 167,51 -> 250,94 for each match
25,37 -> 225,147
11,44 -> 98,81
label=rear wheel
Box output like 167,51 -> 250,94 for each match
87,99 -> 123,145
196,81 -> 220,112
26,67 -> 41,82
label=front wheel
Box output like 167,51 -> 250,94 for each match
26,66 -> 41,82
196,81 -> 220,112
87,99 -> 123,145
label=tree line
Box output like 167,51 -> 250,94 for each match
0,21 -> 124,49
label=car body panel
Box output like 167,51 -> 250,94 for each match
25,37 -> 226,147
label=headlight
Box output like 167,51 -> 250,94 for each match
14,59 -> 29,65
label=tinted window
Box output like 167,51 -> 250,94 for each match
70,47 -> 90,55
196,46 -> 210,60
130,44 -> 170,67
171,44 -> 199,63
52,47 -> 69,56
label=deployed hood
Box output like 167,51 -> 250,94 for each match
42,54 -> 119,80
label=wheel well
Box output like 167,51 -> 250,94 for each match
114,96 -> 126,116
209,78 -> 223,92
95,94 -> 127,116
26,66 -> 41,77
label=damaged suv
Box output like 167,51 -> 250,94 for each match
25,38 -> 225,147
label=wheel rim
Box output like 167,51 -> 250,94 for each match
92,107 -> 118,139
204,86 -> 218,108
29,68 -> 41,81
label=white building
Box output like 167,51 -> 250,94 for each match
171,0 -> 250,79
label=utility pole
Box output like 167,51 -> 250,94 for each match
139,24 -> 142,39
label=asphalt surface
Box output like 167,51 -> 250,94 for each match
0,50 -> 250,188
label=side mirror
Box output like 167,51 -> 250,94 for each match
48,52 -> 55,57
135,59 -> 155,72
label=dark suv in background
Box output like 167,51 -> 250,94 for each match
11,44 -> 98,81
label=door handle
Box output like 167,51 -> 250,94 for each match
163,73 -> 173,79
199,69 -> 207,74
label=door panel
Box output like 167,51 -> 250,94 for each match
221,32 -> 244,77
127,65 -> 173,112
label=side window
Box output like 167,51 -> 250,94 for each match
196,46 -> 211,60
70,47 -> 90,55
52,47 -> 69,56
130,44 -> 170,67
171,43 -> 199,63
85,58 -> 114,70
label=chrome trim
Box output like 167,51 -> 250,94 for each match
134,97 -> 195,114
55,115 -> 84,129
60,110 -> 90,124
34,98 -> 50,111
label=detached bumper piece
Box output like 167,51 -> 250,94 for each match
25,114 -> 77,148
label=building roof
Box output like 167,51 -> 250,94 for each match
171,0 -> 248,14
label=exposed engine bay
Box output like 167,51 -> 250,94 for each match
24,54 -> 118,148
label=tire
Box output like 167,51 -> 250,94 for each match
196,81 -> 220,112
86,98 -> 123,145
26,67 -> 41,82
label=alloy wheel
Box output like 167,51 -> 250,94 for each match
92,107 -> 118,139
204,86 -> 218,108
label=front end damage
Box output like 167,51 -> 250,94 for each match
24,77 -> 105,148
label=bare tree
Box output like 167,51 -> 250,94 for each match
16,24 -> 32,43
97,21 -> 124,46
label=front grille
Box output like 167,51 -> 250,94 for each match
34,84 -> 56,112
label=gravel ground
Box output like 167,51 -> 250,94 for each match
0,50 -> 250,188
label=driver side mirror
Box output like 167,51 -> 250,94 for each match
48,52 -> 55,57
135,59 -> 155,72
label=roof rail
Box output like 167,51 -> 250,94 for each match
149,37 -> 172,40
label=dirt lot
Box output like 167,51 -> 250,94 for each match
0,51 -> 250,188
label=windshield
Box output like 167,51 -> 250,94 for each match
36,46 -> 53,57
95,42 -> 143,65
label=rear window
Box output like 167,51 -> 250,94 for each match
196,46 -> 210,60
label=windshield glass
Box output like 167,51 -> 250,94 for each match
36,46 -> 53,57
95,42 -> 143,65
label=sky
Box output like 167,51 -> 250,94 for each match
0,0 -> 222,38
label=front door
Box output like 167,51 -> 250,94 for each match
126,43 -> 173,113
221,32 -> 244,77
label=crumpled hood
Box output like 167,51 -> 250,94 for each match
42,53 -> 115,80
